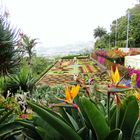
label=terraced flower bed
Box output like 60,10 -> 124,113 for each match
37,58 -> 111,87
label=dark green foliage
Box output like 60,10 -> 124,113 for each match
0,76 -> 7,95
27,101 -> 82,140
7,66 -> 35,93
0,15 -> 20,75
94,4 -> 140,49
129,4 -> 140,15
16,120 -> 42,140
94,37 -> 109,49
32,57 -> 53,76
0,93 -> 138,140
20,34 -> 38,73
93,26 -> 107,39
134,121 -> 140,140
110,96 -> 139,140
104,129 -> 122,140
0,108 -> 22,140
119,96 -> 139,140
129,14 -> 140,47
80,97 -> 110,140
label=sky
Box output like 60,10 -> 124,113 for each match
1,0 -> 138,49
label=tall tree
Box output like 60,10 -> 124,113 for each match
20,34 -> 38,72
93,26 -> 107,39
129,4 -> 140,14
94,4 -> 140,49
0,14 -> 20,76
110,4 -> 140,48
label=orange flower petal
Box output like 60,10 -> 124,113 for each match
114,67 -> 120,84
111,66 -> 120,84
71,85 -> 80,99
65,86 -> 71,102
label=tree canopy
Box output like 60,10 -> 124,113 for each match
93,26 -> 107,39
94,4 -> 140,49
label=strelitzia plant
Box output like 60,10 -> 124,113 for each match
14,68 -> 140,140
91,66 -> 128,96
111,66 -> 120,85
96,65 -> 132,136
110,65 -> 129,89
18,93 -> 140,140
108,65 -> 131,98
58,85 -> 80,103
51,85 -> 80,109
97,65 -> 129,100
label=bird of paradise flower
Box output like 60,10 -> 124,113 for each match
111,65 -> 120,85
109,65 -> 129,89
50,85 -> 80,110
96,66 -> 129,95
109,66 -> 140,106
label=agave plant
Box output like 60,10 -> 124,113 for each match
7,66 -> 35,94
0,14 -> 21,76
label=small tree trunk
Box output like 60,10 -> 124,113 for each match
28,54 -> 32,74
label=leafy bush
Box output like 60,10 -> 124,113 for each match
32,57 -> 53,76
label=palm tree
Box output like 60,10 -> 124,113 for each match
20,34 -> 38,73
93,26 -> 107,39
0,14 -> 20,76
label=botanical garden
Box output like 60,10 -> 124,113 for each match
1,3 -> 140,140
